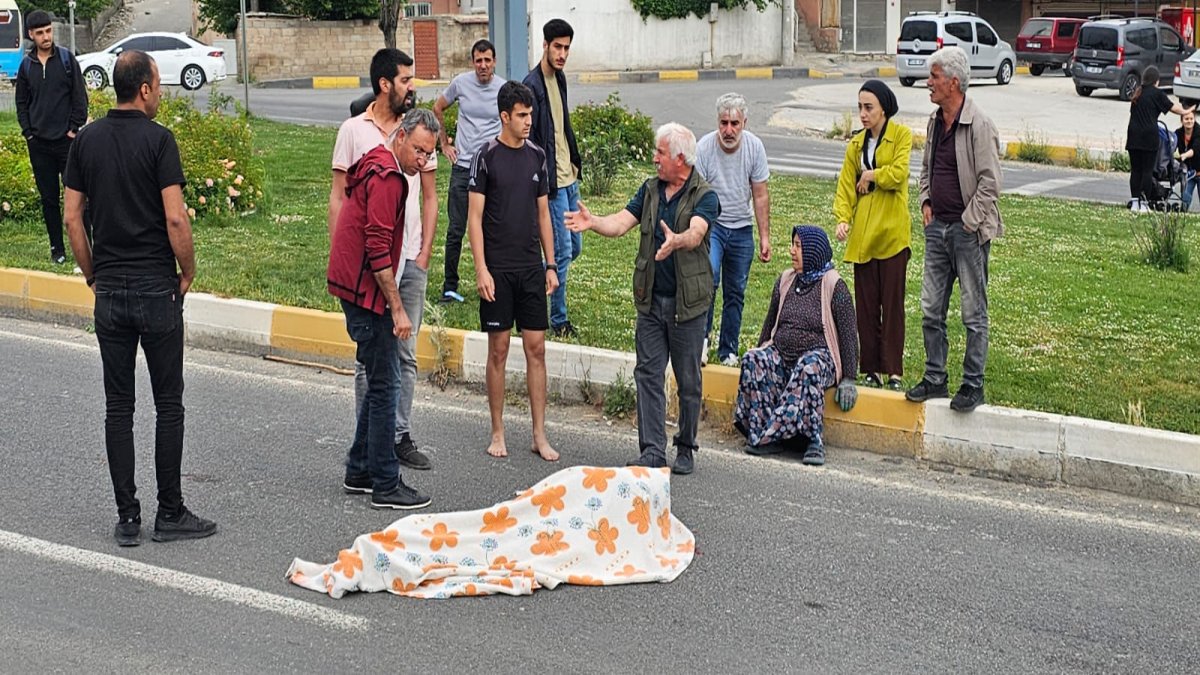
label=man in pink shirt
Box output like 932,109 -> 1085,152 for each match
329,48 -> 439,474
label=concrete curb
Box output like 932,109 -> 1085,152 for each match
3,266 -> 1196,506
258,76 -> 448,89
575,65 -> 899,85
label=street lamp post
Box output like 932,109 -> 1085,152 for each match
240,0 -> 250,111
68,0 -> 75,53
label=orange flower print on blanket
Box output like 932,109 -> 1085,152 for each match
531,485 -> 567,516
531,530 -> 569,556
627,496 -> 651,534
392,578 -> 419,593
369,529 -> 405,552
568,575 -> 605,586
628,466 -> 651,479
657,509 -> 671,540
588,517 -> 619,555
615,564 -> 646,578
676,540 -> 695,554
421,522 -> 459,551
331,549 -> 363,579
480,506 -> 518,534
581,467 -> 616,492
656,555 -> 680,570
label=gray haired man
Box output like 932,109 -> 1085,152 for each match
907,46 -> 1002,413
695,93 -> 771,367
565,123 -> 719,475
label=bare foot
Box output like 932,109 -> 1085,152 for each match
531,441 -> 560,462
486,436 -> 508,458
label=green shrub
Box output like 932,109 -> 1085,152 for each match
416,97 -> 456,143
1110,149 -> 1131,173
572,92 -> 654,164
825,111 -> 854,140
1015,127 -> 1052,164
87,89 -> 265,221
1069,146 -> 1105,171
579,129 -> 620,197
0,133 -> 39,224
603,369 -> 637,419
1131,208 -> 1190,272
630,0 -> 777,20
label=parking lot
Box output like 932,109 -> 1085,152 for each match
770,69 -> 1172,152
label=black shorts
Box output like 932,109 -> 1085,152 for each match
479,267 -> 549,332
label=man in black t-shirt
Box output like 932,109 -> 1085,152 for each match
467,81 -> 560,462
64,51 -> 217,547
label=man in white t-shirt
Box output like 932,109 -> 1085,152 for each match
695,92 -> 772,367
433,39 -> 505,304
329,48 -> 438,472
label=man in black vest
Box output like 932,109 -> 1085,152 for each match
566,123 -> 718,475
64,51 -> 216,547
15,9 -> 87,264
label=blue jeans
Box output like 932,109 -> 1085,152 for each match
341,299 -> 402,493
353,262 -> 426,441
634,295 -> 706,461
705,223 -> 755,360
1182,171 -> 1200,211
547,181 -> 581,328
93,274 -> 186,520
920,219 -> 991,389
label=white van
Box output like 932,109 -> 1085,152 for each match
895,11 -> 1017,87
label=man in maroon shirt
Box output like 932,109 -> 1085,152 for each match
327,108 -> 439,510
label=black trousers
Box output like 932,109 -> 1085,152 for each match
27,136 -> 73,256
94,275 -> 187,521
1129,148 -> 1158,202
441,165 -> 470,294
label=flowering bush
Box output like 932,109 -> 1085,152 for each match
572,92 -> 654,164
0,133 -> 39,223
87,89 -> 265,221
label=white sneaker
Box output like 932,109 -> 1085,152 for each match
720,354 -> 739,367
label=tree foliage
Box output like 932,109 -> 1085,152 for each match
196,0 -> 376,36
629,0 -> 777,21
15,0 -> 112,22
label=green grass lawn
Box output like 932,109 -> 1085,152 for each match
2,115 -> 1198,434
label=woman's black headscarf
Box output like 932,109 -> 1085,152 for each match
859,79 -> 899,118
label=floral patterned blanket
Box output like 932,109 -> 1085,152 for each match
287,466 -> 696,599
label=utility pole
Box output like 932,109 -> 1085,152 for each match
68,0 -> 75,53
240,0 -> 250,112
488,0 -> 528,81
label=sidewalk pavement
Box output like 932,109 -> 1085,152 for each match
3,266 -> 1196,507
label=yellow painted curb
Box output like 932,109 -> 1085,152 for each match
270,305 -> 354,359
876,66 -> 897,77
312,76 -> 360,89
1016,65 -> 1030,75
412,78 -> 448,87
579,72 -> 620,84
809,69 -> 844,79
1004,142 -> 1077,165
659,70 -> 699,81
26,270 -> 93,318
825,389 -> 925,458
701,364 -> 739,419
415,325 -> 466,376
735,67 -> 774,79
0,267 -> 29,310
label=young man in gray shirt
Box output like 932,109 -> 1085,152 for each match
433,39 -> 505,304
695,93 -> 772,367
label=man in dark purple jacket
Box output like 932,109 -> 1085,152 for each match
327,108 -> 439,511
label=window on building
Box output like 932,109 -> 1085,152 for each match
405,2 -> 432,17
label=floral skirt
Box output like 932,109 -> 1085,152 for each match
733,346 -> 837,447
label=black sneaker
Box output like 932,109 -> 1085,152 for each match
672,447 -> 695,475
627,451 -> 667,469
152,507 -> 217,542
343,473 -> 373,494
114,517 -> 141,547
950,384 -> 985,412
394,434 -> 432,470
801,441 -> 826,466
905,377 -> 949,402
551,322 -> 578,339
370,479 -> 431,510
52,252 -> 66,265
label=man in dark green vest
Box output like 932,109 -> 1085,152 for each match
566,123 -> 719,475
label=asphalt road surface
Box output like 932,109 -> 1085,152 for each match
2,317 -> 1198,672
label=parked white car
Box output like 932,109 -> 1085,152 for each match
895,11 -> 1017,87
77,32 -> 227,91
1174,51 -> 1200,107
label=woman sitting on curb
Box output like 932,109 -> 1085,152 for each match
733,225 -> 858,465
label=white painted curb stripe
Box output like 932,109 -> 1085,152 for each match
0,529 -> 368,631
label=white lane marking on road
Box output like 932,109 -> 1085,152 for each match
1007,175 -> 1101,196
0,529 -> 368,631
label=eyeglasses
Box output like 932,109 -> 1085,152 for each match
413,146 -> 435,161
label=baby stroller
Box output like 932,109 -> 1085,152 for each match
1148,120 -> 1187,212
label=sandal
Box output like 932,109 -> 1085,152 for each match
863,373 -> 883,388
886,376 -> 903,391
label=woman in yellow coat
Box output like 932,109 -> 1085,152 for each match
833,80 -> 912,391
